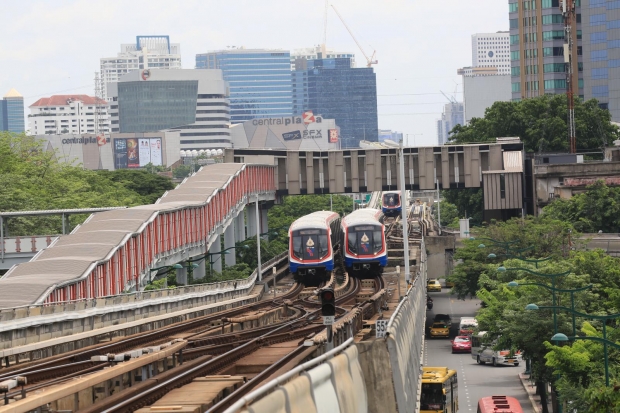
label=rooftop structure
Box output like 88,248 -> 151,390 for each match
29,95 -> 109,136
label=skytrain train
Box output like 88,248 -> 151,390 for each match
288,211 -> 342,284
341,208 -> 388,277
381,191 -> 402,217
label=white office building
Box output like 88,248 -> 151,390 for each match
107,69 -> 231,150
100,36 -> 181,101
471,32 -> 510,75
29,95 -> 109,135
291,45 -> 356,68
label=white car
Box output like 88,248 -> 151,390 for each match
477,347 -> 522,367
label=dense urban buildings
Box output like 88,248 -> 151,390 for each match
0,89 -> 24,133
100,36 -> 182,101
291,45 -> 356,68
292,57 -> 378,148
28,95 -> 109,135
580,0 -> 620,120
378,129 -> 404,143
509,0 -> 583,103
471,32 -> 511,74
107,69 -> 231,151
195,48 -> 293,123
436,101 -> 464,145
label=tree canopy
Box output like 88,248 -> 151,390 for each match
0,132 -> 174,235
449,95 -> 619,153
449,218 -> 620,412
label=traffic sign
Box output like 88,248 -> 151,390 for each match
376,319 -> 388,338
323,316 -> 335,325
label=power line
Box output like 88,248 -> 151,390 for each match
24,84 -> 93,100
378,102 -> 448,106
377,92 -> 463,96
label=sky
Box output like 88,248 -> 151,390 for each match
0,0 -> 508,147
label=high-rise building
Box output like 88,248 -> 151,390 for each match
100,36 -> 181,101
292,57 -> 378,148
0,89 -> 25,133
195,48 -> 293,123
509,0 -> 582,102
580,0 -> 620,118
291,46 -> 356,68
107,69 -> 231,150
29,95 -> 109,135
437,102 -> 464,145
471,32 -> 511,75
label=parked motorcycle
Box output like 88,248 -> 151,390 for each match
426,297 -> 433,310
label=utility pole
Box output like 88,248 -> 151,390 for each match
561,0 -> 577,154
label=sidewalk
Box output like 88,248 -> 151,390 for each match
519,373 -> 553,413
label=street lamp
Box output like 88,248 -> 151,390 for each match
511,281 -> 592,336
148,263 -> 184,285
528,303 -> 620,387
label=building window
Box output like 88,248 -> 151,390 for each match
607,20 -> 620,29
577,30 -> 582,40
511,66 -> 521,76
511,50 -> 521,61
542,14 -> 564,25
510,18 -> 518,29
509,2 -> 518,12
544,79 -> 566,89
592,85 -> 609,97
512,82 -> 521,92
608,40 -> 620,49
590,0 -> 605,6
592,68 -> 609,79
578,79 -> 584,89
526,65 -> 539,74
523,0 -> 537,10
599,103 -> 609,110
541,0 -> 559,8
523,16 -> 537,26
609,0 -> 620,9
591,50 -> 608,61
524,33 -> 537,43
590,14 -> 607,25
591,31 -> 607,44
525,49 -> 538,58
526,81 -> 539,91
510,34 -> 520,45
543,63 -> 566,73
543,30 -> 565,41
500,174 -> 506,199
608,59 -> 620,67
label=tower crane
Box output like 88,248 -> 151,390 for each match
440,91 -> 457,104
331,5 -> 378,68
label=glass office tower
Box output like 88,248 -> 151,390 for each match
293,57 -> 378,148
0,89 -> 25,133
196,49 -> 293,123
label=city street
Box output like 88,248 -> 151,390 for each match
424,286 -> 533,413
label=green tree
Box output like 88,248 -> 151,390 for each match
433,200 -> 459,227
448,95 -> 619,152
442,188 -> 484,226
543,181 -> 620,233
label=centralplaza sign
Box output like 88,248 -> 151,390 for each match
251,113 -> 323,127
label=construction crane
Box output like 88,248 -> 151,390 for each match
440,91 -> 457,104
331,4 -> 378,68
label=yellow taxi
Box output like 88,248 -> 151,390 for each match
427,279 -> 442,292
429,322 -> 450,338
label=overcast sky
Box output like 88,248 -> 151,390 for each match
0,0 -> 508,146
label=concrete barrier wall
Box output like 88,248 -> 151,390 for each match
386,238 -> 426,413
238,344 -> 367,413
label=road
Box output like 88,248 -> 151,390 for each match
424,286 -> 533,413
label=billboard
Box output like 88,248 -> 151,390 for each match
113,137 -> 162,169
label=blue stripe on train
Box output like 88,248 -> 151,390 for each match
289,259 -> 335,273
344,255 -> 388,268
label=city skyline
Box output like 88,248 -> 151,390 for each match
0,0 -> 507,146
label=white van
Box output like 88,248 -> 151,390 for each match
471,331 -> 522,367
458,317 -> 478,336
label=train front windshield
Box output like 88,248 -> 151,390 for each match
348,226 -> 383,255
383,193 -> 400,207
292,230 -> 329,260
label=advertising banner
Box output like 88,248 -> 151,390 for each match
113,137 -> 163,169
114,139 -> 128,169
127,138 -> 139,168
139,139 -> 151,167
150,138 -> 163,166
329,129 -> 339,143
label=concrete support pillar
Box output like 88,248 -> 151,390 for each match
235,213 -> 246,243
192,259 -> 206,282
176,264 -> 188,286
210,235 -> 222,273
260,207 -> 269,239
247,203 -> 258,238
224,222 -> 236,267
